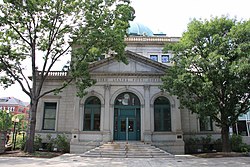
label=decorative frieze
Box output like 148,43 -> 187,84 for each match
95,77 -> 162,83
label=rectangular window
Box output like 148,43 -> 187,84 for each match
162,55 -> 170,63
233,121 -> 248,136
154,107 -> 171,131
150,55 -> 158,61
200,116 -> 213,131
83,107 -> 100,131
42,102 -> 57,130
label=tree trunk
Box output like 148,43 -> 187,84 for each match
221,124 -> 231,152
24,99 -> 38,153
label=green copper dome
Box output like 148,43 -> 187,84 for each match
128,21 -> 154,36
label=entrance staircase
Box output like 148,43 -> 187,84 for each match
81,142 -> 174,158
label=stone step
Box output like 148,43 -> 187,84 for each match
81,141 -> 174,158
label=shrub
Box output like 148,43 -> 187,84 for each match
34,134 -> 42,151
184,135 -> 221,153
45,134 -> 55,152
231,134 -> 250,152
15,134 -> 26,150
54,134 -> 69,153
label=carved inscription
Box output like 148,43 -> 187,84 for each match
96,77 -> 161,83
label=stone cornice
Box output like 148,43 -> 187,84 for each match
90,72 -> 164,77
89,50 -> 169,72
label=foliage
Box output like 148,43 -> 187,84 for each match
53,134 -> 70,153
33,134 -> 42,151
162,16 -> 250,152
12,114 -> 28,132
185,135 -> 222,153
15,134 -> 26,150
0,110 -> 12,131
0,0 -> 134,153
45,134 -> 55,152
231,134 -> 250,152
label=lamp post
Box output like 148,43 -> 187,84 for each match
4,110 -> 10,145
12,117 -> 19,150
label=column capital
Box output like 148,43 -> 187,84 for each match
143,84 -> 150,91
104,84 -> 111,90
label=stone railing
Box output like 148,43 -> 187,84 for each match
125,36 -> 180,43
36,71 -> 68,77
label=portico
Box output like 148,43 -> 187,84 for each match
68,51 -> 184,154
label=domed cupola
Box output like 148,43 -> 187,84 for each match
128,21 -> 154,37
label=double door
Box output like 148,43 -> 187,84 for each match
114,107 -> 140,140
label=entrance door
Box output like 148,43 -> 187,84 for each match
114,92 -> 141,141
114,108 -> 140,140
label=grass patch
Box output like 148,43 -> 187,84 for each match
192,152 -> 249,158
0,150 -> 63,158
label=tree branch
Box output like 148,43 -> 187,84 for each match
8,22 -> 31,47
0,58 -> 31,98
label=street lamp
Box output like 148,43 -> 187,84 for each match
4,110 -> 10,145
11,117 -> 19,150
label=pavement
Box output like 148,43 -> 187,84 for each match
0,154 -> 250,167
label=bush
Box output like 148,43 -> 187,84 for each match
185,135 -> 220,153
45,134 -> 55,152
34,134 -> 42,151
15,134 -> 26,150
231,134 -> 250,152
54,134 -> 69,153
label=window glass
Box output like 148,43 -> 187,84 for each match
83,96 -> 101,131
115,92 -> 140,106
200,116 -> 213,131
43,102 -> 57,130
121,120 -> 126,132
154,97 -> 171,131
233,121 -> 248,136
94,112 -> 100,130
150,55 -> 158,61
129,120 -> 134,132
84,109 -> 91,130
161,55 -> 170,63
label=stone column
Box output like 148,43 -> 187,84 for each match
174,96 -> 182,131
103,84 -> 111,141
143,84 -> 152,142
71,95 -> 80,143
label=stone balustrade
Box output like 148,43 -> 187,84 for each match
36,71 -> 68,77
125,36 -> 180,43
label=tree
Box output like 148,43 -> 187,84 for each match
0,0 -> 134,153
0,109 -> 12,132
162,17 -> 250,152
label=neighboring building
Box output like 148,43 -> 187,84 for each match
233,110 -> 250,144
0,97 -> 29,115
0,97 -> 29,130
35,22 -> 222,154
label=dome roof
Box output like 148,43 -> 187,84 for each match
128,21 -> 154,37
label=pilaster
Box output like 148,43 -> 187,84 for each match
143,84 -> 152,142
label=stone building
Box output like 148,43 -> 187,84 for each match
35,22 -> 221,154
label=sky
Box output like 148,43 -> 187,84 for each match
0,0 -> 250,102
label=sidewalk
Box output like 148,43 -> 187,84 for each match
0,154 -> 250,167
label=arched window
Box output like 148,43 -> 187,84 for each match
115,92 -> 140,106
83,96 -> 101,131
154,96 -> 171,131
